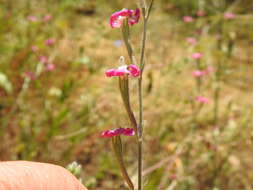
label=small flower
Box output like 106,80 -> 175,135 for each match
186,37 -> 197,45
197,10 -> 205,17
192,52 -> 203,60
31,45 -> 39,53
196,96 -> 209,103
39,56 -> 48,64
43,14 -> 53,22
45,63 -> 55,71
224,12 -> 236,20
101,128 -> 135,138
45,38 -> 55,46
27,15 -> 38,22
105,64 -> 140,77
128,64 -> 140,77
192,70 -> 206,77
24,71 -> 36,80
183,16 -> 194,23
110,8 -> 140,28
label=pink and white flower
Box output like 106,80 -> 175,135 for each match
186,37 -> 197,45
110,8 -> 140,28
101,128 -> 135,138
105,64 -> 140,77
224,12 -> 236,20
196,96 -> 209,103
192,70 -> 206,77
183,16 -> 194,23
192,52 -> 203,60
45,38 -> 55,46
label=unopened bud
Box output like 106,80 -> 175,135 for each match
119,56 -> 125,65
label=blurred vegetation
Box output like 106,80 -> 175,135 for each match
1,0 -> 253,189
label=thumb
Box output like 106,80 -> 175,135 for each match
0,161 -> 88,190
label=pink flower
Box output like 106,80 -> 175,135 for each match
197,10 -> 205,17
27,15 -> 38,22
45,38 -> 55,46
192,70 -> 206,77
31,45 -> 39,52
24,71 -> 36,80
105,64 -> 140,77
128,64 -> 140,77
43,14 -> 53,22
183,16 -> 194,23
224,12 -> 236,20
186,37 -> 197,45
39,56 -> 48,64
110,8 -> 140,28
196,96 -> 209,103
46,63 -> 55,71
206,66 -> 215,74
101,128 -> 135,138
192,52 -> 203,60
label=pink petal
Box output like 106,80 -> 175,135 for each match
116,65 -> 130,76
45,38 -> 55,46
110,8 -> 140,28
128,8 -> 140,26
196,96 -> 209,103
128,64 -> 140,77
105,69 -> 116,77
224,12 -> 236,19
183,16 -> 194,23
105,66 -> 129,77
100,128 -> 135,138
122,128 -> 135,136
101,130 -> 116,138
192,52 -> 203,59
192,70 -> 205,77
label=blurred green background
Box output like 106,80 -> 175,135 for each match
1,0 -> 253,189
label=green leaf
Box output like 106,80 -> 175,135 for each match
112,136 -> 134,190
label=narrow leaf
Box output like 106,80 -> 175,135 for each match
112,136 -> 134,190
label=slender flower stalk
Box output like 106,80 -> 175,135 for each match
103,2 -> 154,189
138,1 -> 153,189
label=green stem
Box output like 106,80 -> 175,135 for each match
138,7 -> 148,190
112,136 -> 134,190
